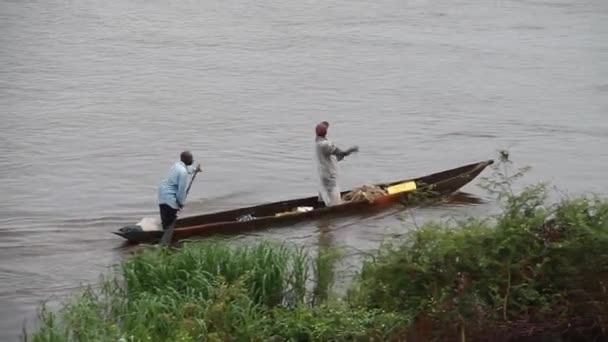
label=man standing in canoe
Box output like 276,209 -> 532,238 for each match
315,121 -> 359,206
158,151 -> 201,230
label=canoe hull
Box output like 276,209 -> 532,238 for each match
113,159 -> 494,244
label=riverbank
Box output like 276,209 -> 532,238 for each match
25,157 -> 608,341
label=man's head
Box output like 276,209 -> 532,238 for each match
315,121 -> 329,137
180,151 -> 193,166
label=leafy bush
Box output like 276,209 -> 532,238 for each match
347,154 -> 608,339
270,302 -> 410,341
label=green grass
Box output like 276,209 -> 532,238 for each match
25,240 -> 409,342
25,153 -> 608,341
122,240 -> 310,308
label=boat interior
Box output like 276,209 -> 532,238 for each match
173,160 -> 487,229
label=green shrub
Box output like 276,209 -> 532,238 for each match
270,301 -> 410,341
348,154 -> 608,335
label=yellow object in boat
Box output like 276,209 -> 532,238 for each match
386,181 -> 417,194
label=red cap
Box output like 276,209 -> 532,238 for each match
315,121 -> 329,137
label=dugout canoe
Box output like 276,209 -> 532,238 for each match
113,159 -> 493,244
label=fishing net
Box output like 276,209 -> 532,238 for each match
342,185 -> 387,203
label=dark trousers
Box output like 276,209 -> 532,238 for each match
159,204 -> 178,230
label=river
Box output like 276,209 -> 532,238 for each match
1,0 -> 607,340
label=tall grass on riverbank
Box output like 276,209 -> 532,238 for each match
26,240 -> 410,342
26,153 -> 608,341
123,241 -> 311,308
27,242 -> 311,341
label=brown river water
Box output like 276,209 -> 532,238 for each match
1,0 -> 607,340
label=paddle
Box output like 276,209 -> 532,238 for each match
159,165 -> 201,246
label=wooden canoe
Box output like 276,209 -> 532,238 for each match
113,159 -> 493,244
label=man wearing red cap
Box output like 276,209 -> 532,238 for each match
315,121 -> 359,206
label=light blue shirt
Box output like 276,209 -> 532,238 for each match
158,161 -> 193,209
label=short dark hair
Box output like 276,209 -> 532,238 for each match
180,151 -> 193,163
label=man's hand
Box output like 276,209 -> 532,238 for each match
334,145 -> 359,161
194,163 -> 202,173
346,146 -> 359,155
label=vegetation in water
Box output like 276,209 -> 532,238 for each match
25,152 -> 608,341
